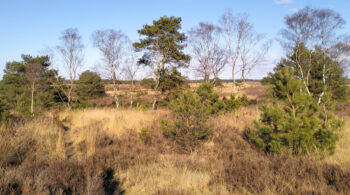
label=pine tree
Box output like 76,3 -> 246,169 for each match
250,66 -> 343,156
134,16 -> 190,109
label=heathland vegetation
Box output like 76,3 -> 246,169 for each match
1,7 -> 350,194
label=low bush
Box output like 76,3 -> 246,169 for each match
0,101 -> 9,124
161,90 -> 212,150
224,94 -> 250,111
196,83 -> 225,115
76,70 -> 105,100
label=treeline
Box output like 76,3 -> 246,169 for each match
0,8 -> 273,114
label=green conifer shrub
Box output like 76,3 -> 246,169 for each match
249,67 -> 343,156
161,90 -> 212,150
76,70 -> 105,100
196,83 -> 225,115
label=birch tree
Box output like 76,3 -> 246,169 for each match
220,10 -> 245,93
280,7 -> 347,104
92,29 -> 127,108
188,22 -> 227,82
220,10 -> 270,97
236,30 -> 270,97
314,8 -> 345,104
57,28 -> 84,111
122,44 -> 140,108
25,60 -> 42,115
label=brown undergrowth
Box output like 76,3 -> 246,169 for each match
1,107 -> 350,194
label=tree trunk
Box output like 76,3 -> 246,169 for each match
204,73 -> 210,83
31,81 -> 35,115
130,80 -> 134,108
295,44 -> 311,96
318,50 -> 327,105
152,99 -> 157,110
67,81 -> 73,111
232,65 -> 236,94
113,77 -> 119,108
235,84 -> 242,99
152,74 -> 161,110
130,95 -> 133,108
113,85 -> 119,108
235,68 -> 245,99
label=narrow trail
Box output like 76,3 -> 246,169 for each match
63,128 -> 75,159
60,117 -> 76,160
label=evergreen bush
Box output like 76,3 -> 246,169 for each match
161,90 -> 212,150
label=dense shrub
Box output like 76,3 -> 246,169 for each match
76,70 -> 105,100
249,67 -> 343,155
159,67 -> 187,94
0,101 -> 9,124
195,83 -> 249,114
223,94 -> 250,111
196,83 -> 225,115
161,90 -> 212,150
211,77 -> 224,87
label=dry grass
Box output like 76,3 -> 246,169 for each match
56,108 -> 168,159
120,154 -> 229,195
1,101 -> 350,194
104,81 -> 264,100
327,116 -> 350,166
212,105 -> 260,132
58,108 -> 167,137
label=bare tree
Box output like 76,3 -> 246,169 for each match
188,22 -> 227,82
122,44 -> 140,108
211,48 -> 227,81
329,36 -> 350,72
236,31 -> 270,97
220,11 -> 270,97
220,10 -> 245,93
220,10 -> 270,97
92,29 -> 127,108
25,61 -> 42,115
57,28 -> 84,111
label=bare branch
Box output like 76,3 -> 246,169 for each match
56,28 -> 84,111
92,29 -> 128,108
188,22 -> 227,82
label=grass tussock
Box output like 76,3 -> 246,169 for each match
1,107 -> 350,194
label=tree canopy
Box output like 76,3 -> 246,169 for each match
133,16 -> 190,70
0,55 -> 61,114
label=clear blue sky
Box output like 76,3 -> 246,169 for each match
0,0 -> 349,79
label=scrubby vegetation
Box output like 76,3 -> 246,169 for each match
249,66 -> 344,155
1,5 -> 350,195
161,90 -> 212,150
1,106 -> 350,194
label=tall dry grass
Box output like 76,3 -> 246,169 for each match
1,106 -> 350,194
59,108 -> 167,137
327,116 -> 350,167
